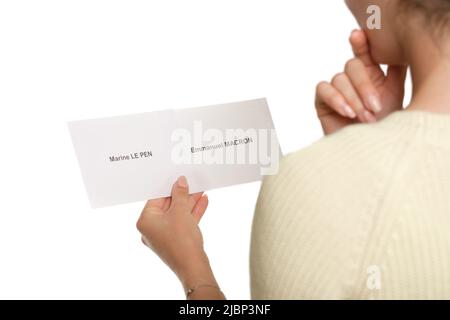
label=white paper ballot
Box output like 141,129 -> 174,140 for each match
68,98 -> 281,208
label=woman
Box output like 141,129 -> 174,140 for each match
136,0 -> 450,299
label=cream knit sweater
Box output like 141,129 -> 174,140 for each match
250,110 -> 450,300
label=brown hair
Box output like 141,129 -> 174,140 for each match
401,0 -> 450,33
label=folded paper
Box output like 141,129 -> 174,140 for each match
68,98 -> 281,208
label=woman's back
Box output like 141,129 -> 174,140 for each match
250,110 -> 450,299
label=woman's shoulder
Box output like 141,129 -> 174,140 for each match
260,119 -> 413,197
280,110 -> 450,173
278,122 -> 397,173
261,110 -> 450,200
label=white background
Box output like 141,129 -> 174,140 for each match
0,0 -> 408,299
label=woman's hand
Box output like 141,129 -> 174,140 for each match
315,30 -> 408,135
137,176 -> 225,299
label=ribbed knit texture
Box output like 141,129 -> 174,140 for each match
250,110 -> 450,299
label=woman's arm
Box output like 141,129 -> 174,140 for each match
178,251 -> 225,300
136,176 -> 225,300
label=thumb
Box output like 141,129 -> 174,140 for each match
350,29 -> 376,67
170,176 -> 189,211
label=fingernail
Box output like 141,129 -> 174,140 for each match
368,95 -> 382,113
343,105 -> 357,119
364,110 -> 377,123
177,176 -> 188,188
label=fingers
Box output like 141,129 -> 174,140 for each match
162,197 -> 171,211
189,192 -> 204,211
344,58 -> 383,114
169,176 -> 189,211
144,196 -> 171,212
317,59 -> 381,124
316,81 -> 357,119
145,197 -> 167,210
331,73 -> 375,123
192,194 -> 209,224
146,178 -> 204,214
316,29 -> 396,127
